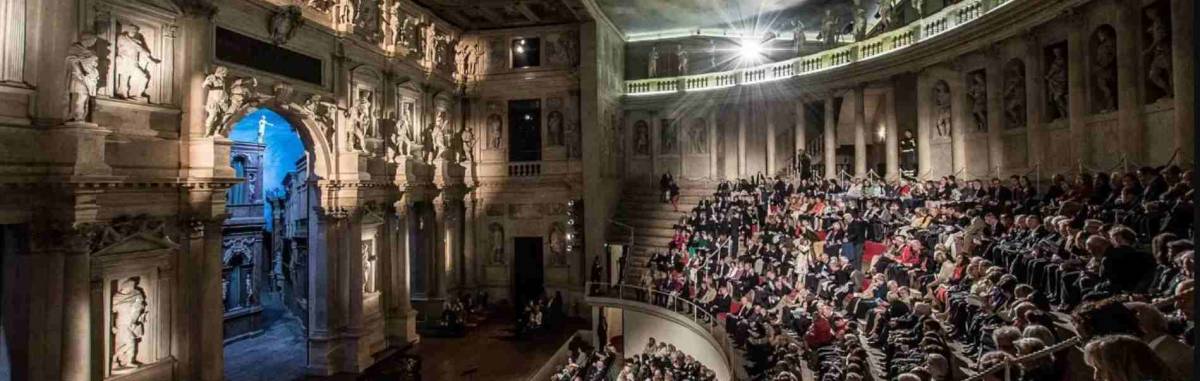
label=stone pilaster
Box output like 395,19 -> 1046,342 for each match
385,199 -> 418,346
1115,1 -> 1145,164
1066,11 -> 1088,168
707,106 -> 718,179
1023,32 -> 1046,177
766,100 -> 777,175
738,102 -> 748,177
1171,0 -> 1194,165
950,62 -> 968,177
884,87 -> 900,180
795,99 -> 808,165
852,86 -> 867,177
56,223 -> 93,381
30,0 -> 80,125
823,94 -> 837,179
306,205 -> 347,376
985,46 -> 1005,176
917,71 -> 933,179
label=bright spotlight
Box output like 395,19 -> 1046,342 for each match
739,39 -> 762,59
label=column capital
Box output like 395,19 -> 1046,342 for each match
176,0 -> 219,19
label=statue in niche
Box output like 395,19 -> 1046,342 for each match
111,277 -> 148,373
362,241 -> 375,293
912,0 -> 925,18
114,24 -> 160,101
335,0 -> 354,26
347,89 -> 372,151
1044,47 -> 1069,120
433,108 -> 452,161
820,8 -> 840,47
676,45 -> 688,76
1143,9 -> 1172,100
433,34 -> 457,73
647,46 -> 659,78
384,1 -> 401,47
612,110 -> 625,157
488,223 -> 504,264
933,80 -> 951,137
486,113 -> 503,150
549,224 -> 566,266
660,120 -> 678,154
456,40 -> 482,82
356,89 -> 378,138
633,120 -> 649,155
708,39 -> 719,68
565,115 -> 581,159
461,122 -> 475,163
1093,28 -> 1117,113
66,32 -> 100,123
352,0 -> 382,43
547,111 -> 564,146
561,31 -> 579,68
301,94 -> 336,143
790,20 -> 806,54
202,67 -> 230,137
967,72 -> 987,132
221,275 -> 229,308
397,15 -> 421,54
1003,61 -> 1026,129
853,7 -> 867,41
876,0 -> 895,33
269,6 -> 304,45
688,119 -> 707,154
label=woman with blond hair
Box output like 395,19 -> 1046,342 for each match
1083,335 -> 1180,381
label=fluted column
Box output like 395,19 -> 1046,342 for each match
1023,34 -> 1045,176
950,67 -> 967,177
794,100 -> 808,163
1171,0 -> 1194,165
464,194 -> 477,289
1115,1 -> 1144,164
306,207 -> 344,376
738,102 -> 748,177
60,226 -> 92,381
708,107 -> 718,179
986,49 -> 1005,176
766,100 -> 777,175
823,95 -> 837,179
1066,14 -> 1088,168
386,200 -> 418,345
852,86 -> 867,177
884,88 -> 900,180
430,201 -> 447,301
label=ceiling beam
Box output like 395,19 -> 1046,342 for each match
515,3 -> 542,23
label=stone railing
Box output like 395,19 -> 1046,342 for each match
507,161 -> 542,177
585,282 -> 745,380
624,0 -> 1012,95
226,203 -> 263,221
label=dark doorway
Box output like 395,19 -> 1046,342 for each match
410,202 -> 429,298
513,237 -> 545,309
508,99 -> 542,162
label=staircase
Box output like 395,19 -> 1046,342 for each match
609,180 -> 719,285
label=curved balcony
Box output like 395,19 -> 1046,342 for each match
584,282 -> 745,380
624,0 -> 1015,96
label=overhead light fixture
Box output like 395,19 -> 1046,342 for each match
739,39 -> 762,59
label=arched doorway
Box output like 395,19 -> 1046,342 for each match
220,108 -> 316,381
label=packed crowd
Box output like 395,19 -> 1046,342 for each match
550,337 -> 718,381
517,291 -> 569,336
635,165 -> 1193,380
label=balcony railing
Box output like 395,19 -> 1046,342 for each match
624,0 -> 1011,95
585,281 -> 744,380
508,162 -> 542,177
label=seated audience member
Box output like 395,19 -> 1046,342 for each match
1083,335 -> 1182,381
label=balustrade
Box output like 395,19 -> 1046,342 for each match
508,162 -> 542,177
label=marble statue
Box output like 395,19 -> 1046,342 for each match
111,277 -> 147,373
821,9 -> 840,47
256,115 -> 272,144
912,0 -> 925,17
434,34 -> 456,73
203,67 -> 230,137
384,1 -> 401,47
547,110 -> 564,146
660,121 -> 677,154
348,89 -> 373,151
688,119 -> 707,154
1003,61 -> 1026,129
708,39 -> 718,68
565,116 -> 581,159
634,120 -> 649,155
114,24 -> 160,101
1044,47 -> 1069,120
301,94 -> 336,143
1143,9 -> 1172,100
489,223 -> 504,264
66,33 -> 100,123
791,20 -> 806,54
362,241 -> 375,293
853,6 -> 867,41
269,6 -> 304,45
226,77 -> 258,118
967,72 -> 987,132
335,0 -> 354,26
456,40 -> 482,82
933,80 -> 951,137
548,223 -> 566,266
433,108 -> 450,160
461,122 -> 475,163
352,0 -> 382,43
561,31 -> 579,68
676,45 -> 688,76
1093,28 -> 1117,113
877,0 -> 895,33
487,113 -> 503,150
398,14 -> 422,54
648,46 -> 659,78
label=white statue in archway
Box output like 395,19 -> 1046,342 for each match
111,277 -> 148,373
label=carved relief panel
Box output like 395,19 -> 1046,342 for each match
87,0 -> 177,105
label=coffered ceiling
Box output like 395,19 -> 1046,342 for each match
412,0 -> 591,30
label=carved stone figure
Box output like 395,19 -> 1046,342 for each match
912,0 -> 925,17
791,20 -> 806,54
301,94 -> 336,143
352,0 -> 382,43
676,45 -> 688,76
398,15 -> 423,56
708,39 -> 718,68
335,0 -> 354,25
660,120 -> 678,154
933,80 -> 951,137
561,31 -> 579,68
1044,47 -> 1069,120
967,72 -> 987,132
876,0 -> 895,33
460,122 -> 475,163
434,34 -> 457,73
348,89 -> 374,151
565,114 -> 581,159
853,6 -> 867,41
634,120 -> 649,155
1143,9 -> 1172,100
648,46 -> 659,78
114,24 -> 160,101
269,6 -> 304,45
487,113 -> 503,150
362,241 -> 375,293
1003,61 -> 1026,129
203,67 -> 230,137
227,76 -> 258,119
456,40 -> 482,82
489,223 -> 504,264
384,1 -> 401,47
548,223 -> 566,266
66,33 -> 100,123
547,110 -> 564,146
821,9 -> 840,47
111,277 -> 148,373
688,119 -> 707,154
1090,28 -> 1117,113
433,107 -> 451,161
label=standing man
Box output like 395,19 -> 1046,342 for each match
844,212 -> 869,271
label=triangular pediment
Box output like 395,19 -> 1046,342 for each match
93,232 -> 179,257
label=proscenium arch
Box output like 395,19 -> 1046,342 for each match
221,102 -> 335,181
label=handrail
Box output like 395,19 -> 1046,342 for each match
624,0 -> 1012,95
584,281 -> 743,380
962,336 -> 1082,381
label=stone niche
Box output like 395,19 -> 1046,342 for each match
87,0 -> 177,106
89,223 -> 177,381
